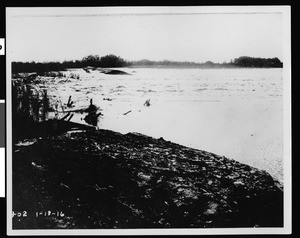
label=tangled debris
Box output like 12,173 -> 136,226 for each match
13,130 -> 283,229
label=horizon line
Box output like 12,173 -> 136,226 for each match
11,55 -> 283,64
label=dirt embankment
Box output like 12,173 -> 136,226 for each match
13,130 -> 283,229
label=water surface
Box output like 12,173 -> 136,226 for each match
44,68 -> 283,182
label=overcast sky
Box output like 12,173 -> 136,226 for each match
7,7 -> 284,63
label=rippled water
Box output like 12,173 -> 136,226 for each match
43,68 -> 284,182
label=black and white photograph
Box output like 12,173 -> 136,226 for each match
6,6 -> 291,235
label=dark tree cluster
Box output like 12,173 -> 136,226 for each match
12,54 -> 130,74
12,61 -> 66,75
82,54 -> 129,68
231,56 -> 283,68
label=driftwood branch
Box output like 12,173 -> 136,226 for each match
67,95 -> 74,108
67,114 -> 74,121
60,112 -> 71,121
123,110 -> 132,115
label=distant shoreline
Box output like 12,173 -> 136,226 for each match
11,55 -> 283,74
127,65 -> 282,69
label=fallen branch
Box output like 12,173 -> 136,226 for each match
56,108 -> 103,113
123,110 -> 132,115
67,114 -> 74,121
67,95 -> 74,108
60,112 -> 71,121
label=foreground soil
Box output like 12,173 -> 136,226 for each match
13,129 -> 283,229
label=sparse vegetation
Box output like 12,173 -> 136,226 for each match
12,79 -> 50,141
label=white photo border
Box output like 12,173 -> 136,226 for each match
6,5 -> 291,236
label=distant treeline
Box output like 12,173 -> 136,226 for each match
12,55 -> 283,74
131,56 -> 283,68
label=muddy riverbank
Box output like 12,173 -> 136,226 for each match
13,129 -> 283,229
